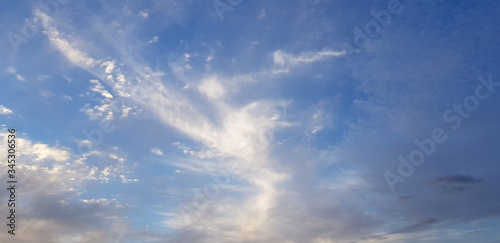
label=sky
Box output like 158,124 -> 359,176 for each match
0,0 -> 500,242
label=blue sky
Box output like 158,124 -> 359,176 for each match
1,0 -> 500,242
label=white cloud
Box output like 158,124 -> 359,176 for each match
62,95 -> 73,101
110,67 -> 292,241
36,10 -> 97,69
273,49 -> 346,67
150,148 -> 164,156
77,148 -> 136,184
257,8 -> 266,19
273,51 -> 286,66
0,133 -> 89,193
6,66 -> 26,81
172,142 -> 190,150
109,153 -> 126,163
101,61 -> 115,74
32,20 -> 293,241
30,13 -> 316,241
116,73 -> 126,83
81,103 -> 114,120
16,74 -> 26,81
89,79 -> 114,99
7,66 -> 16,73
80,198 -> 114,207
10,3 -> 500,242
138,10 -> 149,18
197,76 -> 226,100
26,143 -> 70,162
37,75 -> 51,81
148,36 -> 159,44
187,149 -> 227,159
0,105 -> 13,115
120,174 -> 138,183
40,90 -> 54,98
120,105 -> 133,118
272,68 -> 290,74
76,139 -> 93,148
82,79 -> 135,121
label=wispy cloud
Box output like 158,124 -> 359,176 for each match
10,1 -> 499,242
150,147 -> 164,156
273,49 -> 346,66
148,36 -> 159,44
7,66 -> 26,81
138,10 -> 149,18
0,105 -> 13,115
36,10 -> 97,70
429,174 -> 482,184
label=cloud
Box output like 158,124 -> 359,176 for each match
391,218 -> 439,234
62,95 -> 73,101
81,103 -> 114,120
272,49 -> 346,66
36,10 -> 97,69
197,76 -> 226,100
28,1 -> 500,242
428,174 -> 483,194
40,90 -> 55,98
0,105 -> 13,115
90,79 -> 114,99
25,143 -> 70,162
429,174 -> 483,184
33,13 -> 336,240
120,105 -> 133,118
7,66 -> 16,73
101,61 -> 116,74
16,74 -> 26,81
0,190 -> 131,243
271,68 -> 289,74
37,75 -> 51,81
257,8 -> 266,19
138,10 -> 149,18
150,148 -> 164,156
148,36 -> 159,44
6,66 -> 26,81
0,132 -> 120,196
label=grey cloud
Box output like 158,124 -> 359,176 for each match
428,174 -> 483,194
390,217 -> 439,234
429,174 -> 482,184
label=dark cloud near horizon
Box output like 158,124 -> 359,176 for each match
429,174 -> 483,184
